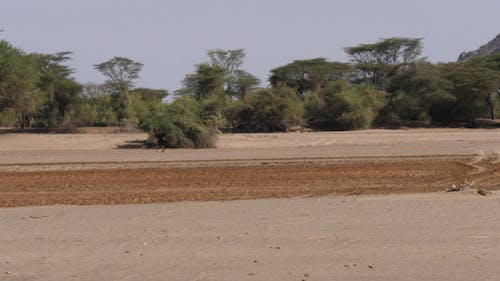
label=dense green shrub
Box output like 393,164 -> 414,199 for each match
142,97 -> 216,148
376,92 -> 432,127
306,82 -> 384,130
232,85 -> 304,132
331,85 -> 385,129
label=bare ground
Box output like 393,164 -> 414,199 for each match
1,193 -> 500,281
1,157 -> 499,207
1,129 -> 500,280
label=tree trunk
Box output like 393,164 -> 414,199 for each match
487,93 -> 496,120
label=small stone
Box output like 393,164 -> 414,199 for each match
478,189 -> 492,196
368,265 -> 375,269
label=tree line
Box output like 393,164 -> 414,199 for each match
0,38 -> 499,148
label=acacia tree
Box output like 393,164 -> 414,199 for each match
207,49 -> 243,93
0,41 -> 40,128
31,51 -> 82,128
465,53 -> 500,119
345,37 -> 423,90
269,58 -> 351,96
230,69 -> 260,99
207,49 -> 259,98
94,57 -> 143,121
383,61 -> 454,125
179,63 -> 226,100
441,63 -> 500,125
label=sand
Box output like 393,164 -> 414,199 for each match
1,193 -> 500,281
1,128 -> 499,280
1,129 -> 499,168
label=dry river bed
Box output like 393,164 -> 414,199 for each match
0,156 -> 499,208
1,129 -> 500,280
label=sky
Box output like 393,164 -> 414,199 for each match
1,0 -> 499,94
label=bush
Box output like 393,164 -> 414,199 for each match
332,85 -> 385,130
143,97 -> 216,149
0,109 -> 16,127
305,80 -> 351,129
306,82 -> 385,130
232,84 -> 304,132
376,91 -> 431,128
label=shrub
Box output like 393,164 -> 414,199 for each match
306,82 -> 385,130
331,85 -> 385,129
376,91 -> 432,128
142,97 -> 216,149
232,84 -> 304,132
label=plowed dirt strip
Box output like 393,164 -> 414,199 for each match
2,158 -> 498,208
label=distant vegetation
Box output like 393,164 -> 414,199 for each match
0,38 -> 499,148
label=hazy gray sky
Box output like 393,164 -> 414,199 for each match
2,0 -> 499,93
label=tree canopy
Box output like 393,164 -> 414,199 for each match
345,37 -> 423,90
1,36 -> 500,145
269,58 -> 351,96
94,57 -> 143,93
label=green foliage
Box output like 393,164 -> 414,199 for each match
0,40 -> 41,128
2,37 -> 500,136
207,49 -> 249,96
465,52 -> 500,72
232,84 -> 304,132
0,109 -> 16,126
304,80 -> 349,129
198,94 -> 233,132
305,82 -> 385,130
94,57 -> 143,121
230,70 -> 260,99
465,53 -> 500,119
129,91 -> 168,129
270,58 -> 351,96
183,49 -> 260,99
142,97 -> 216,148
376,91 -> 433,127
84,95 -> 118,126
440,63 -> 500,125
179,63 -> 226,100
94,57 -> 143,92
330,85 -> 385,130
30,52 -> 83,128
345,37 -> 423,90
382,61 -> 454,126
129,88 -> 168,102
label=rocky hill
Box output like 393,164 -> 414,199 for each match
458,33 -> 500,62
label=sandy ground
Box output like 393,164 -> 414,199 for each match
0,129 -> 499,167
1,192 -> 500,281
0,129 -> 499,207
1,129 -> 500,280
